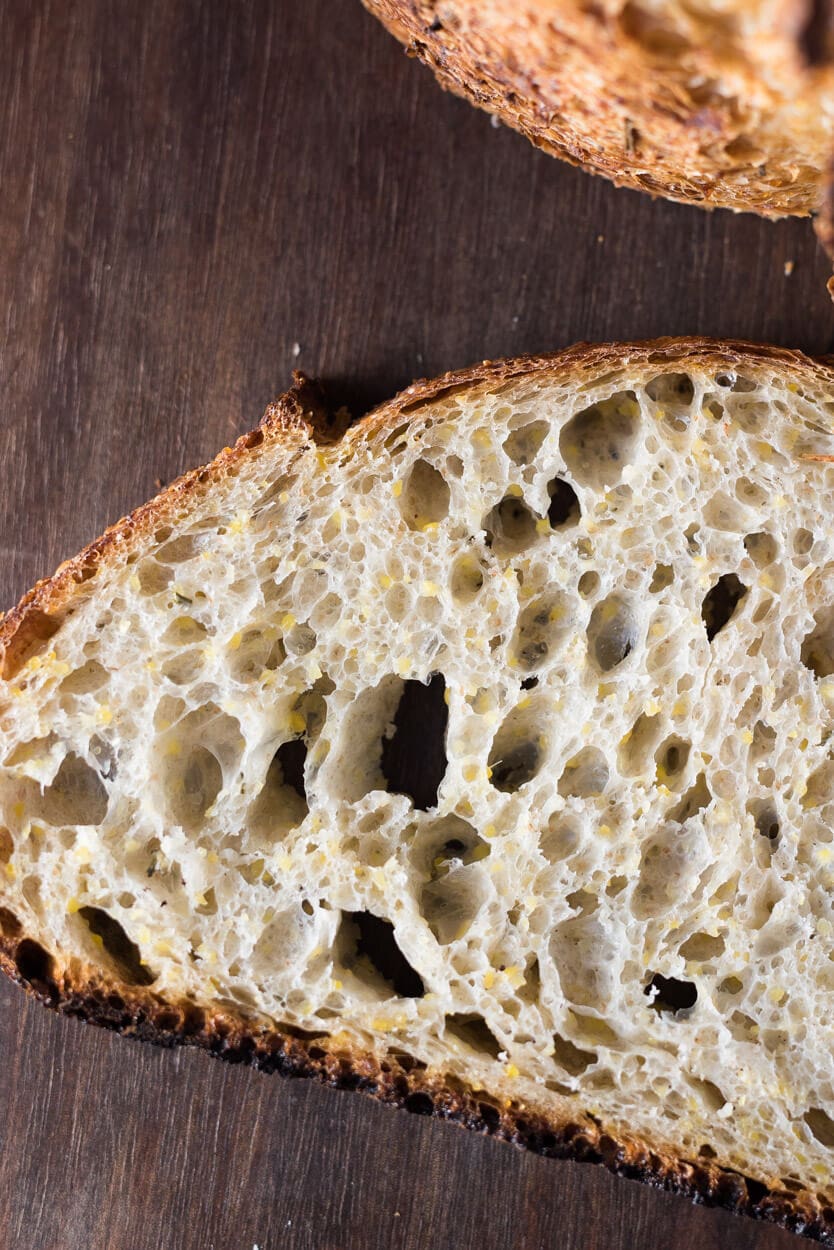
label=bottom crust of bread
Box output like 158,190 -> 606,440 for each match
1,932 -> 829,1244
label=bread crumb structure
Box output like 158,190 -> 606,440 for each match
3,343 -> 834,1229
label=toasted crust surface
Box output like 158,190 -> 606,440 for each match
362,0 -> 834,217
4,339 -> 834,1243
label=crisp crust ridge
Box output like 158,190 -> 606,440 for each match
3,338 -> 834,1240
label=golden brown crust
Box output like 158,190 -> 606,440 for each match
362,0 -> 834,217
4,339 -> 834,1239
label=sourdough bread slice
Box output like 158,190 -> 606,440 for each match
362,0 -> 834,218
2,341 -> 834,1239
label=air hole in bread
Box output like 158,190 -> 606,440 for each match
420,835 -> 490,944
539,816 -> 581,862
274,739 -> 308,801
725,1010 -> 760,1040
801,607 -> 834,679
733,402 -> 772,436
446,1013 -> 502,1059
249,744 -> 309,843
552,1033 -> 597,1075
566,888 -> 598,915
655,735 -> 691,788
744,531 -> 778,568
801,761 -> 834,810
547,478 -> 580,529
162,649 -> 204,686
587,594 -> 638,671
550,917 -> 616,1008
649,563 -> 673,593
668,773 -> 710,822
735,476 -> 767,510
37,753 -> 108,826
558,748 -> 609,799
571,1013 -> 620,1048
687,1077 -> 726,1112
559,391 -> 641,491
0,906 -> 21,937
412,816 -> 487,876
578,570 -> 600,598
716,373 -> 757,393
450,552 -> 485,604
4,733 -> 59,773
805,1108 -> 834,1149
794,528 -> 815,557
404,1091 -> 434,1115
703,491 -> 751,533
0,827 -> 12,865
488,704 -> 543,793
166,745 -> 223,833
619,711 -> 662,775
399,459 -> 450,531
503,420 -> 548,466
684,523 -> 701,553
678,931 -> 725,961
78,906 -> 155,985
646,373 -> 695,407
162,616 -> 208,647
380,674 -> 448,810
157,535 -> 202,564
645,973 -> 697,1014
14,938 -> 55,993
137,560 -> 173,595
59,659 -> 108,696
701,573 -> 747,641
748,799 -> 780,844
512,592 -> 574,671
634,825 -> 711,920
482,495 -> 539,556
228,626 -> 285,681
342,911 -> 424,998
284,622 -> 317,658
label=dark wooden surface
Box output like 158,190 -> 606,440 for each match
1,3 -> 832,1248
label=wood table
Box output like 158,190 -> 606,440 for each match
1,3 -> 832,1247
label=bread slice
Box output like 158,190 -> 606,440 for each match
3,340 -> 834,1239
362,0 -> 834,218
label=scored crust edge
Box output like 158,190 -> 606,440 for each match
2,338 -> 834,1243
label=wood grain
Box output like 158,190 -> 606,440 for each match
0,2 -> 831,1247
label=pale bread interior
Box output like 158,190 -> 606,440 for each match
3,353 -> 834,1203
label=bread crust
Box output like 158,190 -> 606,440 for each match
3,339 -> 834,1241
362,0 -> 834,217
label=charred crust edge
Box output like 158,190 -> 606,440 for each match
0,933 -> 832,1243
